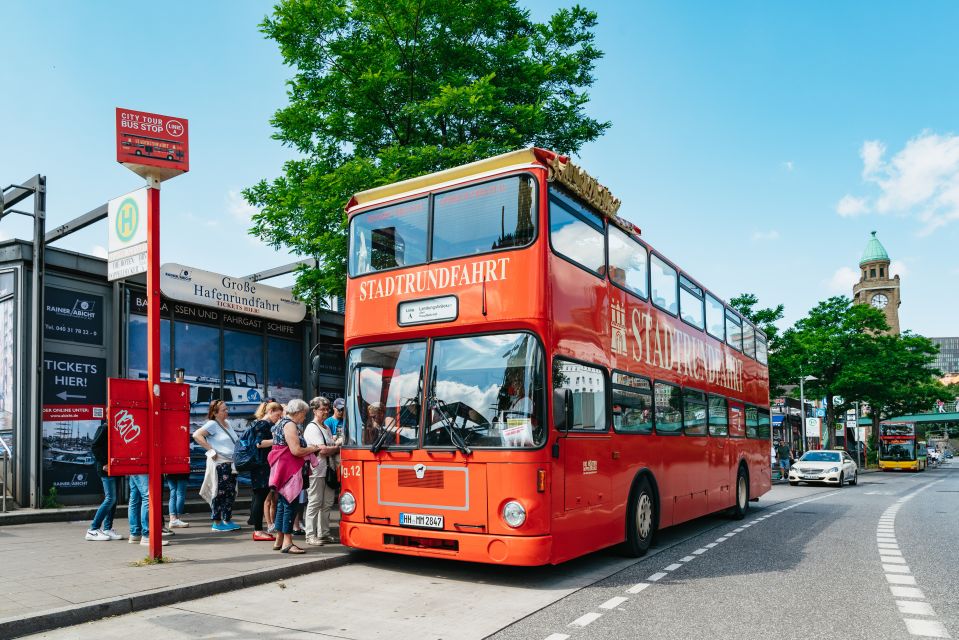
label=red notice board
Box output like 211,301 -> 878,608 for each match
115,108 -> 189,180
107,378 -> 191,476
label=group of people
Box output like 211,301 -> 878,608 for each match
85,396 -> 345,555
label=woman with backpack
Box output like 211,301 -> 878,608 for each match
194,400 -> 241,532
246,401 -> 281,541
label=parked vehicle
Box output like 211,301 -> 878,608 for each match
788,450 -> 858,487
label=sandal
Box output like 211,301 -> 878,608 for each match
272,540 -> 283,551
280,544 -> 306,554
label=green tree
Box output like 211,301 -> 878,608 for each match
776,296 -> 888,449
729,293 -> 786,393
244,0 -> 610,299
840,332 -> 941,451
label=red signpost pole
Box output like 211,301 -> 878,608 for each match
147,180 -> 162,559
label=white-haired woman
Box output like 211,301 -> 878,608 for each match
268,398 -> 321,554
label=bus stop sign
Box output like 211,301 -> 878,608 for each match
116,108 -> 190,181
107,378 -> 191,476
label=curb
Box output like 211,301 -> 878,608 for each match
0,549 -> 357,639
0,498 -> 252,527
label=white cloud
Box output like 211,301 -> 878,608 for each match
227,190 -> 258,224
90,245 -> 108,259
889,259 -> 908,279
783,161 -> 794,172
750,230 -> 780,242
836,195 -> 869,217
826,266 -> 859,294
842,131 -> 959,234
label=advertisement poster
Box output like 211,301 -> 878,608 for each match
0,295 -> 14,455
44,287 -> 104,345
116,107 -> 190,180
41,405 -> 103,495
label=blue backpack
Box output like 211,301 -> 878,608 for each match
233,424 -> 260,472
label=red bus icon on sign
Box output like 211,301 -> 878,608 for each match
119,133 -> 185,162
165,119 -> 185,137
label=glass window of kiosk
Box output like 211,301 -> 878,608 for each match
223,329 -> 265,413
268,337 -> 303,403
175,321 -> 221,403
127,315 -> 172,379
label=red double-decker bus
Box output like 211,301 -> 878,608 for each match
119,134 -> 185,162
338,148 -> 771,566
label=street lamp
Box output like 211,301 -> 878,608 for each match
799,374 -> 817,452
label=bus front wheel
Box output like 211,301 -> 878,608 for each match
730,466 -> 749,520
624,475 -> 656,557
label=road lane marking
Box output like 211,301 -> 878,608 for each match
568,612 -> 602,628
890,586 -> 925,599
877,479 -> 951,639
599,597 -> 628,610
664,563 -> 682,571
903,619 -> 950,638
704,543 -> 718,548
544,635 -> 570,640
680,555 -> 696,562
692,548 -> 708,555
627,583 -> 650,594
647,572 -> 667,582
897,601 -> 935,616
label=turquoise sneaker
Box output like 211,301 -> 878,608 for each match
221,521 -> 241,531
211,522 -> 231,532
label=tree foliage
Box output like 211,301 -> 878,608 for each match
245,0 -> 610,299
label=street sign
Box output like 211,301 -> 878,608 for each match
805,417 -> 820,431
846,409 -> 857,420
160,262 -> 307,323
846,419 -> 858,429
116,108 -> 189,180
42,352 -> 106,405
817,408 -> 825,418
833,395 -> 844,405
108,188 -> 148,281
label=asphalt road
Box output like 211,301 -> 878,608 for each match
25,465 -> 958,640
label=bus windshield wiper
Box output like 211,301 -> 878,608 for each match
428,392 -> 472,456
370,422 -> 393,453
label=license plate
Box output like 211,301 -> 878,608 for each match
399,513 -> 444,529
803,475 -> 819,480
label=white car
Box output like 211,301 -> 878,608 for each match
788,450 -> 858,487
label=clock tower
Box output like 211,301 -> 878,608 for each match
852,231 -> 900,335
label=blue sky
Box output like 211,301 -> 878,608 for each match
2,1 -> 957,336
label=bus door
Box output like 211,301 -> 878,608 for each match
554,362 -> 611,511
706,394 -> 731,510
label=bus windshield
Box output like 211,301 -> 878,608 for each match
349,175 -> 537,276
880,440 -> 916,461
426,332 -> 545,449
344,333 -> 546,450
346,342 -> 426,448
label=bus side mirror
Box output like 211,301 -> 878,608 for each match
553,388 -> 574,431
310,354 -> 320,393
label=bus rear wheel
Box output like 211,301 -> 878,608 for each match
624,475 -> 656,557
730,466 -> 749,520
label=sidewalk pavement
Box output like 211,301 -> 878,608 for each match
0,504 -> 352,639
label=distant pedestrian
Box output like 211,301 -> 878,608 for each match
776,440 -> 791,478
326,398 -> 345,437
166,471 -> 191,529
85,421 -> 123,541
268,399 -> 322,554
127,473 -> 169,547
248,401 -> 280,541
304,397 -> 340,546
195,400 -> 241,532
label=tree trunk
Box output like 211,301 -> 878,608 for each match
825,396 -> 835,449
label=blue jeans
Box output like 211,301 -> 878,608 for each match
166,477 -> 187,517
275,494 -> 295,534
128,474 -> 150,537
91,476 -> 117,531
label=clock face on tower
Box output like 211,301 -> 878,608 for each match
871,293 -> 889,309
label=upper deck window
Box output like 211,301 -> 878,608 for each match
650,254 -> 678,315
679,275 -> 704,330
607,225 -> 648,299
705,293 -> 725,340
432,176 -> 536,261
549,187 -> 605,275
725,309 -> 742,351
350,198 -> 428,276
742,322 -> 756,359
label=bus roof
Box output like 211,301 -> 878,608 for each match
347,147 -> 623,221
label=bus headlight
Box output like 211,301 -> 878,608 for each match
340,491 -> 357,515
502,501 -> 527,528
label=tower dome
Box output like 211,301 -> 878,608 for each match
859,230 -> 889,266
